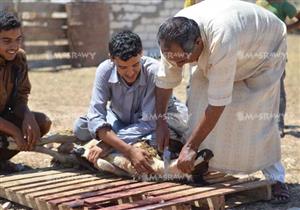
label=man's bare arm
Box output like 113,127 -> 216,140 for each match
155,87 -> 172,151
177,104 -> 225,173
185,105 -> 225,151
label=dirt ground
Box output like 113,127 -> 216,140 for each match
0,35 -> 299,209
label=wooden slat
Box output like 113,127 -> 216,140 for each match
0,168 -> 74,184
0,168 -> 78,189
25,45 -> 69,55
204,171 -> 228,181
50,182 -> 156,210
83,182 -> 179,205
6,172 -> 91,192
145,185 -> 193,197
98,180 -> 272,210
22,27 -> 67,41
22,18 -> 67,28
59,183 -> 179,210
28,59 -> 71,69
17,2 -> 66,13
33,178 -> 125,210
49,181 -> 151,207
205,175 -> 238,184
95,178 -> 250,210
7,174 -> 97,206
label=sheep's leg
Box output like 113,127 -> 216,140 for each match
5,138 -> 95,170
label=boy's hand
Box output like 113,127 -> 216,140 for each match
11,129 -> 27,151
87,145 -> 104,164
128,146 -> 155,174
22,112 -> 40,150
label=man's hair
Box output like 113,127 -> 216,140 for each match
157,17 -> 200,53
109,31 -> 143,61
0,11 -> 21,32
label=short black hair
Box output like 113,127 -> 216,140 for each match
0,11 -> 21,32
109,31 -> 143,61
157,17 -> 200,53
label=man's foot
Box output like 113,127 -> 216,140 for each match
0,160 -> 31,174
271,181 -> 290,204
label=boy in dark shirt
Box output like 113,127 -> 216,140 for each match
0,11 -> 51,173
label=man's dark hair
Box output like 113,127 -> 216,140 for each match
109,31 -> 143,61
157,17 -> 200,53
0,11 -> 21,32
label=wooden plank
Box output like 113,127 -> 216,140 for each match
205,175 -> 238,184
22,27 -> 67,41
145,185 -> 193,197
25,44 -> 69,54
32,178 -> 125,210
22,18 -> 67,28
95,178 -> 255,210
49,181 -> 152,208
101,180 -> 272,210
44,179 -> 138,210
50,182 -> 156,210
5,173 -> 93,206
83,182 -> 179,205
6,172 -> 91,192
60,183 -> 179,210
8,175 -> 98,207
0,168 -> 78,189
17,2 -> 66,13
0,168 -> 75,184
28,59 -> 71,69
203,171 -> 228,181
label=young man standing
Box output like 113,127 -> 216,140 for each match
0,11 -> 52,173
74,31 -> 187,174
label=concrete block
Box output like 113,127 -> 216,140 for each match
123,4 -> 136,12
111,4 -> 122,12
136,5 -> 157,13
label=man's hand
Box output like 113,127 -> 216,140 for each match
177,145 -> 197,174
156,119 -> 170,152
127,146 -> 155,174
11,128 -> 27,151
87,145 -> 104,164
22,112 -> 40,150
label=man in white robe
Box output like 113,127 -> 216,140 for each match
155,0 -> 289,203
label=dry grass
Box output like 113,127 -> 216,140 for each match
6,34 -> 300,209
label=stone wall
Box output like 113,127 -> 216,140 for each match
107,0 -> 184,57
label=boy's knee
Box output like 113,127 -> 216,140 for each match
73,118 -> 92,141
39,115 -> 52,136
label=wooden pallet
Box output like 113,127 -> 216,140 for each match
0,168 -> 273,210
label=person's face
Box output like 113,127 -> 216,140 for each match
0,28 -> 22,61
160,38 -> 203,68
112,54 -> 142,85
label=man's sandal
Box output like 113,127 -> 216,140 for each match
271,181 -> 290,204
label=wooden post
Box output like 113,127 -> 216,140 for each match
66,2 -> 110,68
